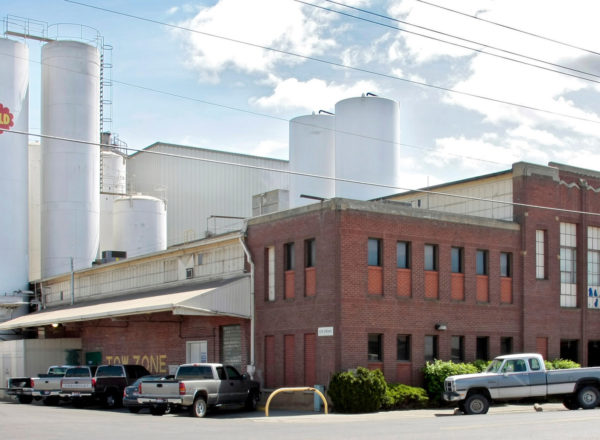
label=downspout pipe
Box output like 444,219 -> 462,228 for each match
239,224 -> 255,377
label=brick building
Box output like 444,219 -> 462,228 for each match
246,162 -> 600,388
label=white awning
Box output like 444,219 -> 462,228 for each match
0,277 -> 251,330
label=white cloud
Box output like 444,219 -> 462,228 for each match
250,139 -> 288,159
175,0 -> 336,82
250,76 -> 381,112
507,126 -> 562,147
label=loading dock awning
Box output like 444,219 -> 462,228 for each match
0,276 -> 251,330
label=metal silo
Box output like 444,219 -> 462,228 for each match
99,149 -> 126,255
0,38 -> 29,293
113,195 -> 167,259
289,113 -> 335,207
41,40 -> 100,278
334,95 -> 400,200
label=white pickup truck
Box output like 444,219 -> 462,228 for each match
137,363 -> 260,417
443,353 -> 600,414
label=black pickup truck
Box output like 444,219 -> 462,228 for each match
61,364 -> 149,408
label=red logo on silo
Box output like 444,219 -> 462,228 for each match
0,104 -> 14,134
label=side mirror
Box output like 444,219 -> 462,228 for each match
242,373 -> 249,380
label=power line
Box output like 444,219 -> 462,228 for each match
63,0 -> 600,126
0,48 -> 511,167
310,0 -> 600,83
417,0 -> 600,58
6,127 -> 600,218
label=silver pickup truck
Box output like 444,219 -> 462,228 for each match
443,353 -> 600,414
31,365 -> 74,405
137,363 -> 260,417
6,365 -> 73,404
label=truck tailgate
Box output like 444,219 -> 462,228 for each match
61,378 -> 94,394
33,377 -> 62,392
139,380 -> 180,399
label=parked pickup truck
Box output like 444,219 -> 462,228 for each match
31,365 -> 75,405
137,363 -> 260,417
60,366 -> 98,407
61,364 -> 149,408
6,365 -> 73,404
443,353 -> 600,414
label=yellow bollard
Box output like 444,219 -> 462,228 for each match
264,387 -> 328,417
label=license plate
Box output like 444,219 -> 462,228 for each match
42,391 -> 50,396
71,392 -> 81,397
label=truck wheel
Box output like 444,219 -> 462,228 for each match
577,386 -> 600,409
150,406 -> 166,416
191,396 -> 207,418
245,391 -> 259,411
104,391 -> 122,409
464,394 -> 489,415
563,396 -> 580,410
17,395 -> 33,404
43,396 -> 59,406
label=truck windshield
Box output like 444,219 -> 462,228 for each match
486,359 -> 503,373
48,367 -> 69,375
65,368 -> 91,377
96,366 -> 125,377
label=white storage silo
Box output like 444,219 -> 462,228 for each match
113,195 -> 167,259
334,95 -> 400,200
41,40 -> 100,278
289,113 -> 335,207
99,150 -> 126,255
0,38 -> 29,293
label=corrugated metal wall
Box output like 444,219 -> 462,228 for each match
127,143 -> 290,247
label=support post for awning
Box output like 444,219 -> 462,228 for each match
240,225 -> 255,377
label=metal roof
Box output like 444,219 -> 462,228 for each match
0,276 -> 250,330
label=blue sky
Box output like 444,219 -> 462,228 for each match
4,0 -> 600,190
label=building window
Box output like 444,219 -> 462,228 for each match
368,334 -> 383,361
397,335 -> 411,361
424,335 -> 438,362
476,336 -> 489,360
266,246 -> 275,301
196,253 -> 203,265
476,250 -> 488,275
500,252 -> 512,277
451,336 -> 464,362
588,227 -> 600,309
560,222 -> 577,307
305,239 -> 316,268
284,242 -> 295,271
560,339 -> 579,363
424,244 -> 437,271
368,239 -> 382,266
397,241 -> 410,269
536,230 -> 546,279
451,247 -> 463,273
500,337 -> 513,355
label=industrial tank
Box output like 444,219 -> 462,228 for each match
112,195 -> 167,259
334,95 -> 400,200
99,150 -> 126,255
289,113 -> 335,207
41,40 -> 100,278
0,38 -> 29,293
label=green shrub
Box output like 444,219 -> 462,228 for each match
382,383 -> 429,410
471,359 -> 491,372
422,360 -> 478,404
327,367 -> 387,413
548,358 -> 581,369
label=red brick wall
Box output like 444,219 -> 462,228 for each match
248,204 -> 524,387
69,312 -> 250,374
284,334 -> 295,386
